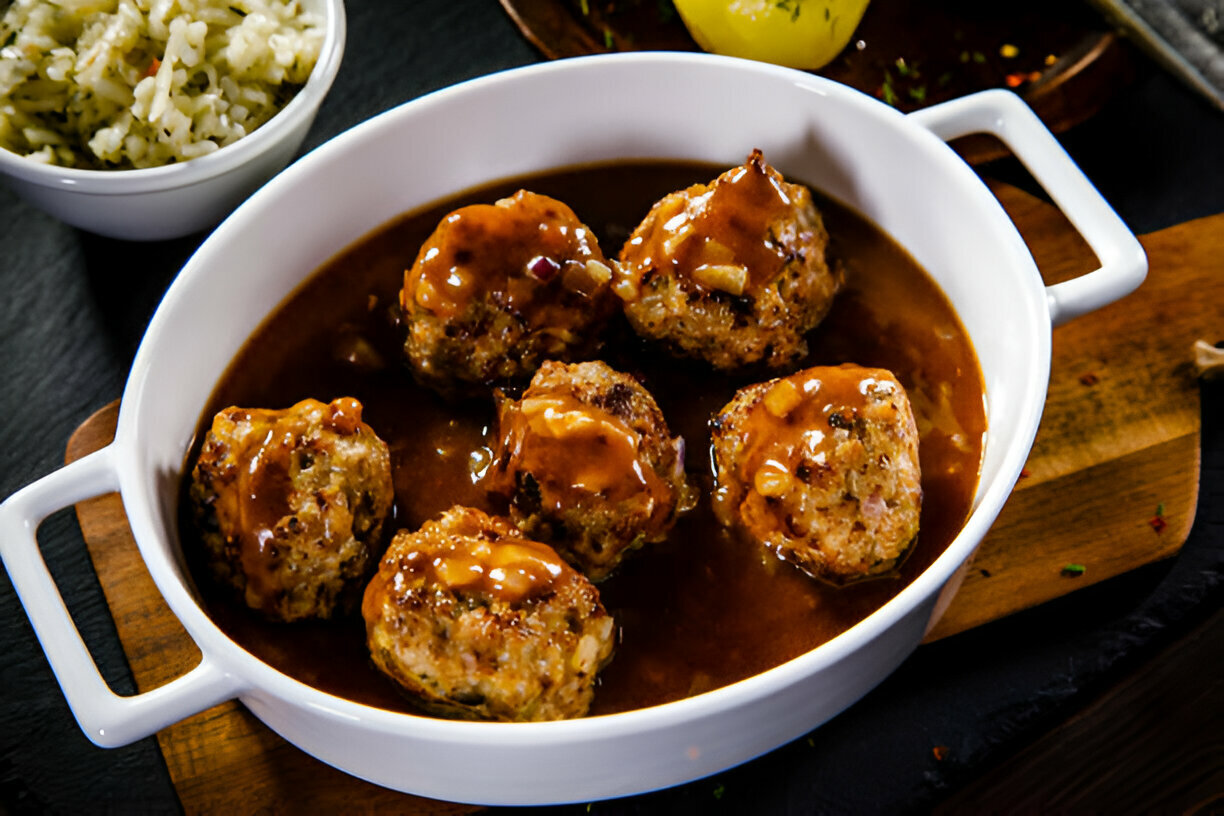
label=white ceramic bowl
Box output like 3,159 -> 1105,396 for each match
0,0 -> 345,241
0,53 -> 1145,805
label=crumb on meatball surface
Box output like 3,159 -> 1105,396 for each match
361,506 -> 616,722
710,364 -> 922,583
189,397 -> 394,621
400,189 -> 620,396
615,149 -> 841,371
481,360 -> 693,582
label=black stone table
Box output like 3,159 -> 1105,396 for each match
2,2 -> 1221,813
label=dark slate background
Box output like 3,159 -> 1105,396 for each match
1,1 -> 1221,813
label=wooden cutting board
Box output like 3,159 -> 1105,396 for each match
65,182 -> 1221,813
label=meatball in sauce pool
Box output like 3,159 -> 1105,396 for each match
180,160 -> 986,719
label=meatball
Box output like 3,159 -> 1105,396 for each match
400,189 -> 620,396
482,360 -> 692,582
361,506 -> 616,722
189,397 -> 394,621
615,150 -> 840,371
710,364 -> 922,583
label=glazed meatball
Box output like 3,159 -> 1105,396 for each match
400,189 -> 620,395
482,360 -> 692,581
362,506 -> 616,722
616,150 -> 840,371
189,397 -> 394,621
710,364 -> 922,583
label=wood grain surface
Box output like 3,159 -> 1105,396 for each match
65,182 -> 1221,812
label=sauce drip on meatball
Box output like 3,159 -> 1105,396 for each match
482,360 -> 692,582
400,190 -> 619,394
711,364 -> 923,583
616,150 -> 841,371
190,397 -> 394,621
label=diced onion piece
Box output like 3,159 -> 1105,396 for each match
754,462 -> 793,497
692,263 -> 748,296
612,275 -> 640,302
585,258 -> 613,285
763,378 -> 802,418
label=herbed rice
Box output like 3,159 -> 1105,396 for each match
0,0 -> 323,169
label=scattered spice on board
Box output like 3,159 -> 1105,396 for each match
932,745 -> 949,761
1149,502 -> 1167,533
1079,372 -> 1100,386
1005,70 -> 1043,88
1061,563 -> 1086,577
979,568 -> 992,578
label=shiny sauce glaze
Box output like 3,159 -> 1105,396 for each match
202,397 -> 367,614
389,521 -> 568,606
487,390 -> 671,510
619,149 -> 813,298
180,161 -> 986,717
404,189 -> 612,320
712,365 -> 917,528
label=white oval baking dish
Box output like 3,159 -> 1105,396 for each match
0,53 -> 1145,805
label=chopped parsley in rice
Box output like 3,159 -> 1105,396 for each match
0,0 -> 323,169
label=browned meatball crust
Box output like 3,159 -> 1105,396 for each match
710,364 -> 922,583
615,150 -> 841,371
189,397 -> 394,621
482,360 -> 693,582
361,506 -> 616,722
400,189 -> 620,396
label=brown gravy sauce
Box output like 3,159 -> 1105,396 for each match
181,161 -> 986,717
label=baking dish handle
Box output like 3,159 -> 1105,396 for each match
0,446 -> 245,748
908,89 -> 1147,326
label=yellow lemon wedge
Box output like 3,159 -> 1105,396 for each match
673,0 -> 871,70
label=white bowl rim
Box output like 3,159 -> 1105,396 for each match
0,0 -> 346,195
116,52 -> 1050,744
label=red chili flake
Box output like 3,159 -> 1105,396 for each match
1079,372 -> 1100,386
1149,502 -> 1167,532
1005,70 -> 1044,88
145,57 -> 161,78
1019,468 -> 1031,479
933,745 -> 949,761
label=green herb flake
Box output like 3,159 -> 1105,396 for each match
972,50 -> 987,64
712,783 -> 726,800
908,84 -> 927,103
1155,502 -> 1165,517
894,57 -> 910,77
603,26 -> 614,50
1060,563 -> 1086,577
580,0 -> 590,15
879,73 -> 897,107
657,0 -> 676,23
